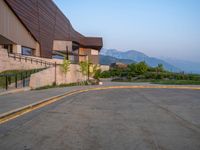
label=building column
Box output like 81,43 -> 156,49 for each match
13,44 -> 21,54
34,42 -> 40,57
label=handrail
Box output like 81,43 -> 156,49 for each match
0,69 -> 46,90
7,52 -> 87,66
8,53 -> 55,67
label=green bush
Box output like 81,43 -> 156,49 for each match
99,62 -> 200,82
99,71 -> 111,78
135,61 -> 148,75
156,74 -> 164,80
94,69 -> 101,80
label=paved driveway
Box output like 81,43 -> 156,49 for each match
0,81 -> 154,114
0,88 -> 200,150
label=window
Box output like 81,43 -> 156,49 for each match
91,50 -> 99,56
22,47 -> 32,56
52,54 -> 64,59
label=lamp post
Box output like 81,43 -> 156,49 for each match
88,63 -> 90,80
54,62 -> 57,85
66,46 -> 69,60
87,62 -> 92,81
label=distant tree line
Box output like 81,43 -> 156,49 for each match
98,62 -> 200,81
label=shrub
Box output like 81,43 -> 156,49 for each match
94,69 -> 101,80
99,71 -> 111,78
135,61 -> 148,74
156,74 -> 164,80
60,57 -> 71,79
79,61 -> 90,76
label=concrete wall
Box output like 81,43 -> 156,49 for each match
1,47 -> 87,89
0,0 -> 37,49
53,40 -> 73,52
29,64 -> 87,89
79,48 -> 99,64
0,48 -> 51,73
100,65 -> 110,72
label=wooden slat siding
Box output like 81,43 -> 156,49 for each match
4,0 -> 103,58
38,0 -> 56,57
82,37 -> 103,47
54,10 -> 70,40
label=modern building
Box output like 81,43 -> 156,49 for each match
0,0 -> 103,64
110,62 -> 128,69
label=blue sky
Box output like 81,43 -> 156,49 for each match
54,0 -> 200,62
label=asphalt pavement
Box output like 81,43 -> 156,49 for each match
0,81 -> 153,114
0,88 -> 200,150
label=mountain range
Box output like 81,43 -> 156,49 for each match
161,57 -> 200,74
100,49 -> 180,72
100,55 -> 136,65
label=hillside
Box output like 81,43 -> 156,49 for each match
161,57 -> 200,74
100,49 -> 180,72
100,55 -> 136,65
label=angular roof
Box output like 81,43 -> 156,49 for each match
4,0 -> 103,58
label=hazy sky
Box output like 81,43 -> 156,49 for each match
54,0 -> 200,62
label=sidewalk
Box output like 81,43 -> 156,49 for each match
0,78 -> 30,95
0,80 -> 200,116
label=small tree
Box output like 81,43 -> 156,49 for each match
79,60 -> 90,77
60,57 -> 70,82
79,60 -> 100,80
135,61 -> 148,74
156,64 -> 164,72
90,64 -> 99,76
94,68 -> 101,80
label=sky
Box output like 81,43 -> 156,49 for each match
54,0 -> 200,62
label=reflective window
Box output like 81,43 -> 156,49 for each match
22,47 -> 32,56
52,55 -> 64,59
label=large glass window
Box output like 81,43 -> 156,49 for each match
52,51 -> 65,60
22,47 -> 32,56
52,54 -> 64,59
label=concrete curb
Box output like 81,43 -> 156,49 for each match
0,89 -> 85,124
1,85 -> 200,125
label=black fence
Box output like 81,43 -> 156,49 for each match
0,69 -> 45,90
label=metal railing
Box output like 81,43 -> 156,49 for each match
8,53 -> 55,68
0,69 -> 45,90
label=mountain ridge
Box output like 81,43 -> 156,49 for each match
100,55 -> 136,65
100,48 -> 180,72
161,57 -> 200,74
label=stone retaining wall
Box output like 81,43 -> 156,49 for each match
29,64 -> 87,89
0,49 -> 49,72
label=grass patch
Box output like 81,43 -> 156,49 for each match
112,78 -> 154,83
151,80 -> 200,85
35,80 -> 98,90
112,78 -> 200,85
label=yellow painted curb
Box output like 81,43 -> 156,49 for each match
0,85 -> 200,125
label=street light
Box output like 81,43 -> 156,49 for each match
88,62 -> 92,81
